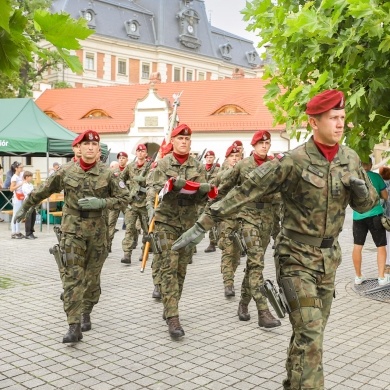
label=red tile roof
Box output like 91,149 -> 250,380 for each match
35,78 -> 285,134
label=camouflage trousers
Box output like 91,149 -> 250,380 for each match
107,205 -> 127,247
122,205 -> 147,256
209,228 -> 217,246
277,256 -> 335,390
152,252 -> 162,286
60,232 -> 108,325
218,220 -> 241,287
154,222 -> 194,318
240,220 -> 272,311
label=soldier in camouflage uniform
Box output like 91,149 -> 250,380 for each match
107,151 -> 129,252
209,132 -> 281,327
215,145 -> 241,297
120,144 -> 149,264
146,124 -> 214,339
15,130 -> 129,344
203,150 -> 220,253
174,90 -> 378,390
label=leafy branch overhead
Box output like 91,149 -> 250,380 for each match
243,0 -> 390,159
0,0 -> 93,78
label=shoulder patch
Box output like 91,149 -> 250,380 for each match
276,153 -> 285,160
118,180 -> 126,188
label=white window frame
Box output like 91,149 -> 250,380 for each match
185,69 -> 193,81
117,58 -> 127,76
198,71 -> 205,81
173,67 -> 181,82
141,62 -> 151,79
85,52 -> 95,71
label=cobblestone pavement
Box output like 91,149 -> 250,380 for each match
1,208 -> 390,390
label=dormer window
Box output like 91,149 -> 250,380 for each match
246,50 -> 258,67
219,43 -> 232,60
125,20 -> 140,39
80,9 -> 96,29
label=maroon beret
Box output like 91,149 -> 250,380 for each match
73,130 -> 100,146
306,90 -> 345,115
72,133 -> 83,147
171,124 -> 192,138
225,145 -> 240,158
233,140 -> 243,147
251,130 -> 271,145
205,151 -> 215,157
117,152 -> 128,159
136,144 -> 147,151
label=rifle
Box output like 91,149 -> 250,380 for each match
206,158 -> 219,180
197,148 -> 207,161
101,148 -> 111,163
140,92 -> 182,272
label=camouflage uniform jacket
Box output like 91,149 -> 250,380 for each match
146,154 -> 208,228
207,138 -> 378,271
205,164 -> 220,183
120,161 -> 147,208
22,161 -> 130,235
215,155 -> 278,226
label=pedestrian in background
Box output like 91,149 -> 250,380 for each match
379,166 -> 390,273
21,170 -> 38,239
10,162 -> 24,239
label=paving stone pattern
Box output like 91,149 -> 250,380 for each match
1,208 -> 390,389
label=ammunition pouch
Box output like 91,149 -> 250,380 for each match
241,228 -> 260,249
261,279 -> 290,319
145,233 -> 163,254
229,230 -> 248,255
280,277 -> 323,312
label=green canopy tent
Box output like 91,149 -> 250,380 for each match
0,98 -> 108,157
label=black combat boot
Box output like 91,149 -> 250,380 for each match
237,301 -> 251,321
166,316 -> 185,339
204,243 -> 216,253
224,285 -> 235,297
152,285 -> 161,299
120,253 -> 131,264
81,313 -> 91,332
62,324 -> 83,343
258,309 -> 281,328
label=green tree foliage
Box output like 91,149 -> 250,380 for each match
0,0 -> 92,97
243,0 -> 390,159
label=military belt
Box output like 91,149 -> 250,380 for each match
246,202 -> 272,210
282,228 -> 335,248
65,207 -> 103,219
177,199 -> 195,207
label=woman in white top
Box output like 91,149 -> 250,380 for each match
21,171 -> 37,239
9,162 -> 25,238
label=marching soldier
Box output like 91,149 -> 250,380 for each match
107,151 -> 129,251
173,90 -> 378,389
203,150 -> 220,253
15,130 -> 129,343
146,124 -> 215,339
120,144 -> 149,264
215,145 -> 241,296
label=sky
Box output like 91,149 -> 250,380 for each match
203,0 -> 261,49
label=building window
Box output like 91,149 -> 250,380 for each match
26,157 -> 32,166
141,63 -> 150,79
118,59 -> 127,75
186,70 -> 193,81
174,67 -> 181,82
198,72 -> 205,81
85,52 -> 95,70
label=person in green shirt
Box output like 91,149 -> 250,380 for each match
353,157 -> 389,285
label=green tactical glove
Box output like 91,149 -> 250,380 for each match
172,177 -> 186,191
14,207 -> 32,223
78,197 -> 107,210
198,183 -> 211,195
172,222 -> 206,251
350,177 -> 369,198
146,204 -> 155,225
133,175 -> 146,183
